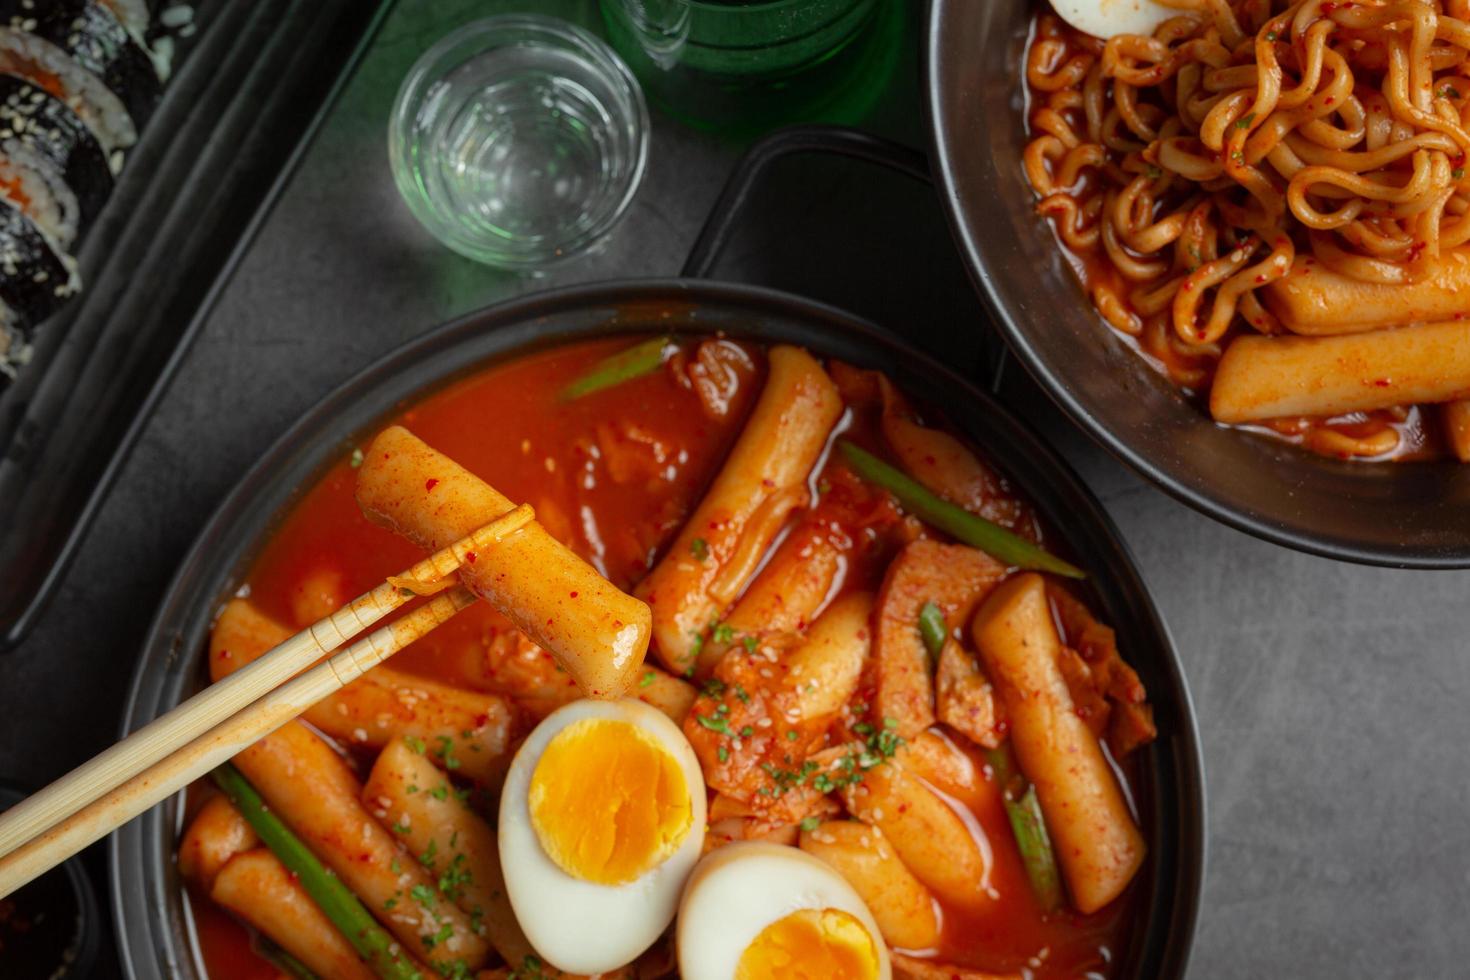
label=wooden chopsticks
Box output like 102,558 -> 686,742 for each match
0,503 -> 535,898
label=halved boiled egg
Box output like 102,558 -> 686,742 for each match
498,698 -> 706,974
678,841 -> 892,980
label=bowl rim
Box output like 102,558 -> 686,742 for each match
110,277 -> 1206,980
923,0 -> 1470,570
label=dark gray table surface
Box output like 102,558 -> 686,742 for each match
3,1 -> 1466,977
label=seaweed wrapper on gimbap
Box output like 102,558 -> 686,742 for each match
0,196 -> 78,327
0,25 -> 137,159
0,75 -> 111,227
0,0 -> 160,131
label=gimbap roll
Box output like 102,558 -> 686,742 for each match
0,75 -> 112,227
0,195 -> 79,326
0,294 -> 29,378
0,0 -> 160,130
99,0 -> 149,43
0,26 -> 137,161
0,142 -> 80,247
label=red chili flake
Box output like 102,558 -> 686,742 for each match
761,478 -> 775,488
569,591 -> 579,598
465,551 -> 477,564
1323,96 -> 1335,105
993,720 -> 1010,736
424,478 -> 439,492
219,649 -> 233,661
473,713 -> 489,728
1254,275 -> 1267,283
546,618 -> 554,626
1371,378 -> 1391,387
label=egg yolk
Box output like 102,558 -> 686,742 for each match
528,718 -> 692,885
734,908 -> 880,980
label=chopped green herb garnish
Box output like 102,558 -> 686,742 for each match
702,677 -> 727,698
786,729 -> 799,741
422,922 -> 453,949
420,839 -> 438,867
438,853 -> 473,900
742,635 -> 758,654
712,621 -> 735,644
690,537 -> 709,561
740,725 -> 754,737
717,744 -> 729,763
429,784 -> 449,801
696,713 -> 732,735
799,816 -> 822,832
435,959 -> 474,980
1455,167 -> 1466,180
1235,112 -> 1255,130
409,883 -> 435,908
434,735 -> 461,770
391,820 -> 410,835
349,447 -> 364,468
404,735 -> 427,755
689,631 -> 705,661
640,670 -> 657,688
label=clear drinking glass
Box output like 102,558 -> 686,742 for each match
389,15 -> 650,269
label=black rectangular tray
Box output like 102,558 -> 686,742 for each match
0,0 -> 395,649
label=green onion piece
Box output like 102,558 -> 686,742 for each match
1005,784 -> 1065,913
984,746 -> 1015,789
837,441 -> 1085,579
559,336 -> 672,401
212,764 -> 424,980
257,937 -> 318,980
917,602 -> 947,663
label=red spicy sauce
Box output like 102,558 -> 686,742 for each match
189,336 -> 1141,978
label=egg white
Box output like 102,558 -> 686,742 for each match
1053,0 -> 1177,39
677,840 -> 893,980
498,698 -> 707,975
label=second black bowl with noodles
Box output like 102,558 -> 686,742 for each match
926,0 -> 1470,568
110,281 -> 1203,979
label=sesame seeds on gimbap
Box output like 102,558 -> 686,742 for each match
0,75 -> 112,228
0,26 -> 136,161
0,194 -> 79,327
0,0 -> 160,131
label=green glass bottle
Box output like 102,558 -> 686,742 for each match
600,0 -> 905,135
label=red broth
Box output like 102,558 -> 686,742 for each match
186,336 -> 1142,978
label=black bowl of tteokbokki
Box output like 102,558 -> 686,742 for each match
112,281 -> 1203,980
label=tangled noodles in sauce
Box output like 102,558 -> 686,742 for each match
1025,0 -> 1470,460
